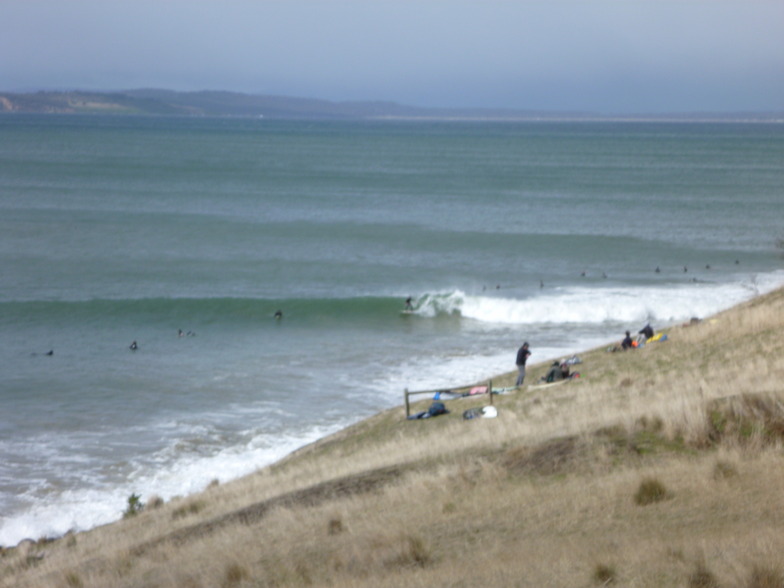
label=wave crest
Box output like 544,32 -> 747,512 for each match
414,273 -> 784,326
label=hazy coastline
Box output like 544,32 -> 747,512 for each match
2,88 -> 783,122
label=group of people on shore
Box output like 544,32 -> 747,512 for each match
608,323 -> 658,352
514,322 -> 657,385
619,323 -> 654,350
515,341 -> 583,386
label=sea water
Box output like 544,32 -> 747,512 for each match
1,115 -> 783,545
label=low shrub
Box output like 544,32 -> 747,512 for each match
386,534 -> 432,569
146,495 -> 164,510
327,517 -> 344,535
713,460 -> 738,480
747,565 -> 784,588
64,571 -> 83,588
122,493 -> 144,519
222,562 -> 249,587
634,477 -> 668,506
688,562 -> 720,588
593,563 -> 616,584
172,499 -> 206,520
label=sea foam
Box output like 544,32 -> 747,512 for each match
418,272 -> 784,326
0,421 -> 346,547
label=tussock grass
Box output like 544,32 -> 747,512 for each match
712,459 -> 739,480
593,563 -> 616,585
3,286 -> 784,588
633,477 -> 669,505
688,562 -> 720,588
747,565 -> 784,588
221,562 -> 249,588
171,499 -> 207,520
63,571 -> 83,588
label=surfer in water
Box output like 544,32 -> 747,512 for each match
274,310 -> 283,320
404,297 -> 413,311
129,340 -> 138,351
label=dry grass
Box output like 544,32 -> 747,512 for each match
2,286 -> 784,588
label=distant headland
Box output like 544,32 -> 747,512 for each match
0,89 -> 782,122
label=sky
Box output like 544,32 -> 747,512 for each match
1,1 -> 783,114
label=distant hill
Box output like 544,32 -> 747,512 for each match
0,89 -> 781,121
0,88 -> 572,119
0,90 -> 184,116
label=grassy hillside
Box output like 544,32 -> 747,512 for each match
3,286 -> 784,588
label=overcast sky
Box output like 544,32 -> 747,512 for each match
2,1 -> 782,113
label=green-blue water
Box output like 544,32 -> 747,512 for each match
1,115 -> 782,544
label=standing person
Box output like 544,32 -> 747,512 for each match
515,342 -> 531,386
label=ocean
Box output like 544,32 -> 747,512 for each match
1,114 -> 782,546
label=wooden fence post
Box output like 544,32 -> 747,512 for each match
404,388 -> 410,418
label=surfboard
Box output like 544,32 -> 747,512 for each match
491,386 -> 520,394
529,379 -> 573,389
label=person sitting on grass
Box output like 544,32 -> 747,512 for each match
621,330 -> 635,350
542,360 -> 570,383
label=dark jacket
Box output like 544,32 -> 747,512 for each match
516,345 -> 531,366
545,362 -> 569,383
